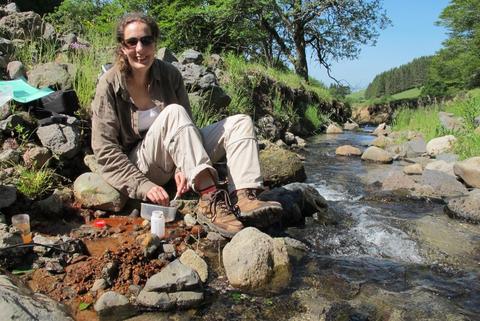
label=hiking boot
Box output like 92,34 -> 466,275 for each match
232,189 -> 283,227
196,189 -> 243,238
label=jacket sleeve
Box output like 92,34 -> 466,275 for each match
91,80 -> 156,200
173,67 -> 193,120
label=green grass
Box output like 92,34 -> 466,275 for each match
15,165 -> 58,200
392,96 -> 480,159
304,104 -> 329,130
391,87 -> 421,100
346,89 -> 366,102
222,53 -> 332,111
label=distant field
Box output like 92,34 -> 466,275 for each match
347,89 -> 366,102
391,87 -> 421,100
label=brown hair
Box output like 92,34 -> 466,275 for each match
114,12 -> 159,74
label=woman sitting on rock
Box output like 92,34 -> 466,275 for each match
91,12 -> 282,238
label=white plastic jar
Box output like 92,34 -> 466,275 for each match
151,210 -> 165,238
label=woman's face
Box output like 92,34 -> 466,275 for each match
121,21 -> 156,74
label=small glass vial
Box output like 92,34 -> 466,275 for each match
151,210 -> 165,238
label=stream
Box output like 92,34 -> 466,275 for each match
189,129 -> 480,321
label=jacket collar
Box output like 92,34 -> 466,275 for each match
113,59 -> 163,100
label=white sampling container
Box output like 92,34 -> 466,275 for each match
151,210 -> 165,238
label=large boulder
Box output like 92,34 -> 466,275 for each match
260,145 -> 306,187
0,273 -> 74,321
36,122 -> 81,159
0,11 -> 43,39
73,172 -> 127,212
222,227 -> 291,292
361,146 -> 393,163
453,157 -> 480,188
445,189 -> 480,224
426,135 -> 456,156
27,62 -> 75,90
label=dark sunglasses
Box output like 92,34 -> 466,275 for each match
122,35 -> 155,48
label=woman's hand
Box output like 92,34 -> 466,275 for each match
146,185 -> 169,206
174,171 -> 190,197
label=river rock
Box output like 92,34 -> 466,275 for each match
143,260 -> 200,292
0,273 -> 74,321
0,185 -> 16,208
336,145 -> 362,156
343,121 -> 359,131
426,135 -> 456,156
419,169 -> 468,198
94,291 -> 135,320
73,172 -> 127,212
260,144 -> 306,187
439,111 -> 463,131
179,249 -> 208,283
361,146 -> 393,163
436,153 -> 459,163
445,189 -> 480,224
137,260 -> 203,310
27,62 -> 75,90
403,163 -> 423,175
423,160 -> 454,176
372,123 -> 391,136
284,131 -> 296,145
326,123 -> 343,134
370,135 -> 393,148
222,227 -> 291,292
403,137 -> 427,157
295,136 -> 307,147
36,122 -> 81,159
453,157 -> 480,188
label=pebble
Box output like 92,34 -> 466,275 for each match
184,214 -> 197,227
91,278 -> 107,292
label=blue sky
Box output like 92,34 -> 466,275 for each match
310,0 -> 451,90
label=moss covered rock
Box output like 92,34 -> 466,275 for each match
260,145 -> 306,187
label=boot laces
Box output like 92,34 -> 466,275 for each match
208,189 -> 240,222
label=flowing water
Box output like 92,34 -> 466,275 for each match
138,130 -> 480,320
284,129 -> 480,320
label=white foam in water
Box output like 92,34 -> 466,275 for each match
349,204 -> 423,263
312,181 -> 349,201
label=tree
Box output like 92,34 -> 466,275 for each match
256,0 -> 390,81
150,0 -> 390,81
422,0 -> 480,96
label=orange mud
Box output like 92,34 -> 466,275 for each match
23,215 -> 205,321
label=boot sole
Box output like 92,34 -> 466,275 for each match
196,212 -> 238,239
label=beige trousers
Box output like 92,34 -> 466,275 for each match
129,104 -> 263,193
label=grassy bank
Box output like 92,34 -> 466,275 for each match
392,93 -> 480,159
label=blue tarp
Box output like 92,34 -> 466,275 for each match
0,79 -> 54,103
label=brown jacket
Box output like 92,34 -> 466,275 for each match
91,59 -> 191,200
